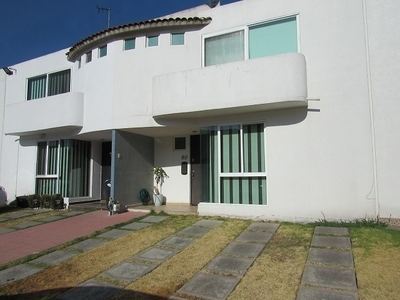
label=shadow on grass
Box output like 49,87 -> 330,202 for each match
0,285 -> 168,300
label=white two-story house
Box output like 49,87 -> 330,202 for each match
1,0 -> 399,222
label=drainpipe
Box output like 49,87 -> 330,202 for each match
362,0 -> 380,219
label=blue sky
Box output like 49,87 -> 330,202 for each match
0,0 -> 239,67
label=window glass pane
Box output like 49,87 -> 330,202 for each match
147,35 -> 159,47
201,126 -> 218,203
86,51 -> 92,63
221,177 -> 266,204
172,33 -> 184,45
48,69 -> 70,96
174,137 -> 186,150
205,30 -> 244,67
36,142 -> 47,175
47,141 -> 59,175
243,124 -> 265,172
220,125 -> 241,173
124,38 -> 135,50
249,16 -> 297,59
99,45 -> 107,57
27,75 -> 46,100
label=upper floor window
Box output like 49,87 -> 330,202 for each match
99,45 -> 107,57
205,30 -> 244,67
171,33 -> 185,45
147,35 -> 159,47
27,69 -> 71,100
204,16 -> 298,67
86,51 -> 92,63
124,38 -> 136,50
249,16 -> 297,59
77,58 -> 81,69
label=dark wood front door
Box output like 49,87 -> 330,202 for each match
190,135 -> 202,206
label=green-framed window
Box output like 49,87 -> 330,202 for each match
27,69 -> 70,100
36,139 -> 91,197
201,123 -> 267,205
171,33 -> 185,45
124,38 -> 136,50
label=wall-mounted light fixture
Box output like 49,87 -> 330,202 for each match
2,67 -> 16,76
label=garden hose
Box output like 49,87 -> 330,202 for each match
139,189 -> 150,205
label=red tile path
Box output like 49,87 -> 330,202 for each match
0,210 -> 148,266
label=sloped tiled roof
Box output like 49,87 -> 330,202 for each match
67,17 -> 212,62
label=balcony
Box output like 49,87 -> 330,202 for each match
4,92 -> 84,136
153,53 -> 307,119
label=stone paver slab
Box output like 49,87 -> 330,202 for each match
192,220 -> 223,228
101,262 -> 156,282
308,248 -> 354,267
57,278 -> 122,300
13,221 -> 44,229
134,247 -> 178,263
139,216 -> 168,223
0,264 -> 44,285
7,212 -> 34,219
315,226 -> 349,236
177,272 -> 240,300
297,285 -> 358,300
121,222 -> 151,230
67,238 -> 108,251
0,217 -> 9,222
30,250 -> 77,266
312,235 -> 351,249
159,236 -> 196,249
177,226 -> 211,237
38,215 -> 66,222
236,231 -> 273,243
0,228 -> 16,235
222,242 -> 265,258
31,209 -> 52,214
205,255 -> 254,275
97,229 -> 132,239
301,265 -> 357,291
247,222 -> 280,232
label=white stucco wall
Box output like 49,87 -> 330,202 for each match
154,136 -> 191,204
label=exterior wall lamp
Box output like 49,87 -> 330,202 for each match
2,67 -> 16,76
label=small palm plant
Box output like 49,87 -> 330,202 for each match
153,166 -> 169,195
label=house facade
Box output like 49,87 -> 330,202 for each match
1,0 -> 399,222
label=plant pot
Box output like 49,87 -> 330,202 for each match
153,194 -> 163,206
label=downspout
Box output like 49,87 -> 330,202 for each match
362,0 -> 380,219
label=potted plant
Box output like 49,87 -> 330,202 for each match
153,166 -> 168,206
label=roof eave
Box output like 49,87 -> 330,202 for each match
66,17 -> 212,62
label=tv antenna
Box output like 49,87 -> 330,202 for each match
96,5 -> 111,28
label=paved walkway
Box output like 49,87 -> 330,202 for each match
0,210 -> 148,266
297,226 -> 358,300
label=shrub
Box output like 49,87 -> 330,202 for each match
27,194 -> 40,208
40,194 -> 52,209
16,196 -> 29,208
51,194 -> 64,209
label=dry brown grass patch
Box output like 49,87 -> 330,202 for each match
113,218 -> 251,299
351,227 -> 400,300
228,223 -> 313,300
